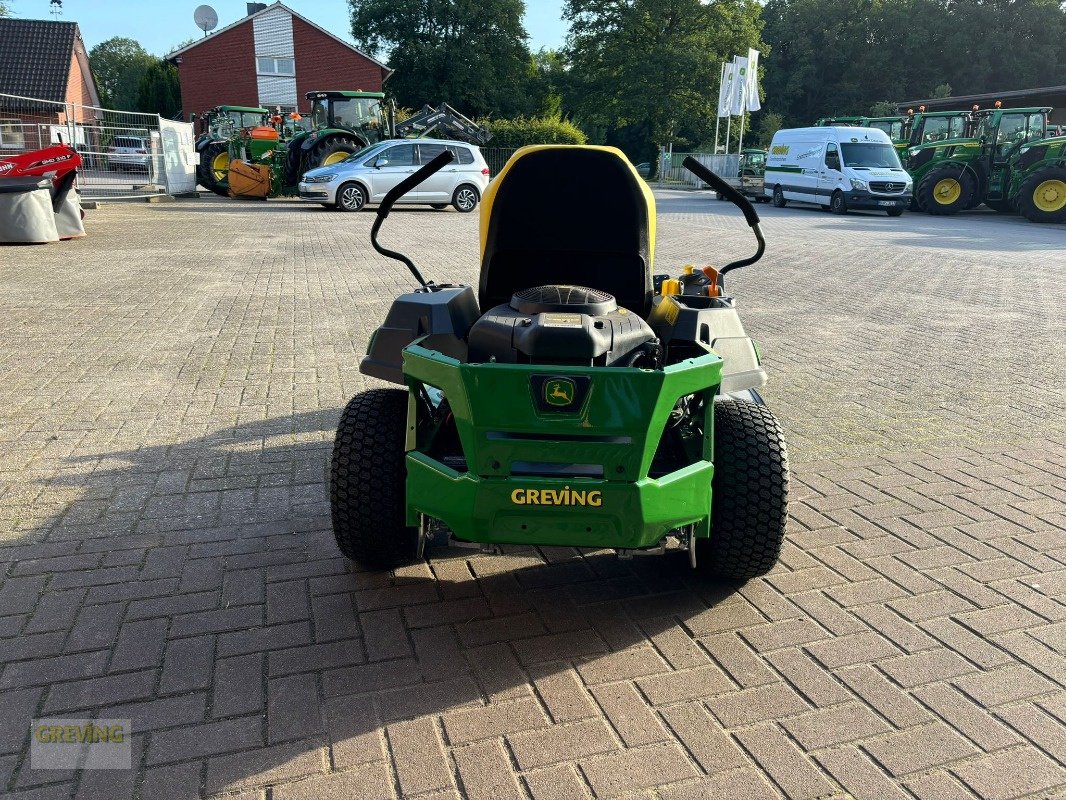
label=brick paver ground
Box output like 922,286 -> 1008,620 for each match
0,192 -> 1063,799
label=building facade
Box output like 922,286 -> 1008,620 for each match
168,2 -> 391,118
0,18 -> 102,151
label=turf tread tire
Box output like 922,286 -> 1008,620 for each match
700,399 -> 789,581
330,389 -> 418,569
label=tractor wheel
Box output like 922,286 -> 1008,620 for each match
983,197 -> 1013,213
201,142 -> 231,197
771,185 -> 787,207
335,182 -> 367,212
830,190 -> 848,214
1017,167 -> 1066,224
330,388 -> 419,569
696,399 -> 789,581
306,137 -> 358,172
917,166 -> 975,215
909,196 -> 921,212
452,184 -> 480,213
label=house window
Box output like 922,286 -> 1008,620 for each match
0,120 -> 27,149
256,56 -> 295,76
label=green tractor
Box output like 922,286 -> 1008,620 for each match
906,106 -> 1051,217
192,105 -> 270,193
1007,134 -> 1066,223
714,148 -> 767,203
281,91 -> 391,185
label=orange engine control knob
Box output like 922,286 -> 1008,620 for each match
701,266 -> 720,297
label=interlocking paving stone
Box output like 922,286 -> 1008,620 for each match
0,195 -> 1063,798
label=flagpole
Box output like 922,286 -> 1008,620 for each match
738,112 -> 745,155
713,62 -> 725,154
725,115 -> 732,154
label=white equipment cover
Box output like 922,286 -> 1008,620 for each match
55,189 -> 85,240
0,177 -> 59,244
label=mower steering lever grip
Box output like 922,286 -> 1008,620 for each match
682,156 -> 761,228
379,150 -> 455,217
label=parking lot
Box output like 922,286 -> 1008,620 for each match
0,193 -> 1063,799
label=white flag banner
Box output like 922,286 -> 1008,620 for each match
717,61 -> 735,118
730,55 -> 748,116
746,48 -> 761,112
716,63 -> 733,120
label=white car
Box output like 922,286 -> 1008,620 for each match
299,139 -> 490,212
107,136 -> 150,171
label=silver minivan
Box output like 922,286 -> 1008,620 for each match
299,139 -> 491,212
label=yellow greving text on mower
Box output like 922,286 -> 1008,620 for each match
511,487 -> 603,507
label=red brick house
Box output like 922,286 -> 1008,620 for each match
0,18 -> 102,151
167,2 -> 392,118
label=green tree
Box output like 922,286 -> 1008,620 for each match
89,37 -> 156,110
0,2 -> 11,17
755,111 -> 784,147
562,0 -> 764,160
347,0 -> 537,117
135,59 -> 181,118
760,0 -> 1066,126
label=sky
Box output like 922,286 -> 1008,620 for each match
9,0 -> 569,56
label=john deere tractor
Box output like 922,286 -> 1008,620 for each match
282,91 -> 391,185
1007,133 -> 1066,223
907,106 -> 1051,217
193,105 -> 269,193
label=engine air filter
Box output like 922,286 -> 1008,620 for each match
510,285 -> 617,316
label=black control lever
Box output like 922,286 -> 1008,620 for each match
682,157 -> 765,288
371,149 -> 455,289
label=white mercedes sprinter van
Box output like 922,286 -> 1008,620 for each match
764,127 -> 912,215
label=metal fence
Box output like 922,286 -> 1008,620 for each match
0,93 -> 197,199
657,150 -> 740,188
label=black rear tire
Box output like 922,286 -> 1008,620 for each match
1017,166 -> 1066,224
830,190 -> 847,214
306,136 -> 358,173
201,141 -> 231,197
771,185 -> 787,207
697,400 -> 789,581
917,166 -> 975,215
331,389 -> 419,569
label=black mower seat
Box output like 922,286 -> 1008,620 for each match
478,146 -> 655,317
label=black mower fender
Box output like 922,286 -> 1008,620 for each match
649,295 -> 767,394
361,286 -> 480,385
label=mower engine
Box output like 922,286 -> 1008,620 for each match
468,285 -> 659,367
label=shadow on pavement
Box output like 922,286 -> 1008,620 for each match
7,409 -> 759,799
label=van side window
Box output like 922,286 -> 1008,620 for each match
825,143 -> 841,170
456,147 -> 475,165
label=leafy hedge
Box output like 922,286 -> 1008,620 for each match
484,116 -> 587,148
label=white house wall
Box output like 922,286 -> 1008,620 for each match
253,6 -> 298,108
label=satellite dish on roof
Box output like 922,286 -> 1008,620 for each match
194,5 -> 219,35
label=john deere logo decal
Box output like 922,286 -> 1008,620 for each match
545,378 -> 575,407
531,374 -> 590,412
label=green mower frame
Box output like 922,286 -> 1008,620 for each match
330,146 -> 789,580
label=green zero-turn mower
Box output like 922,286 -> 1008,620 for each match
330,146 -> 789,581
